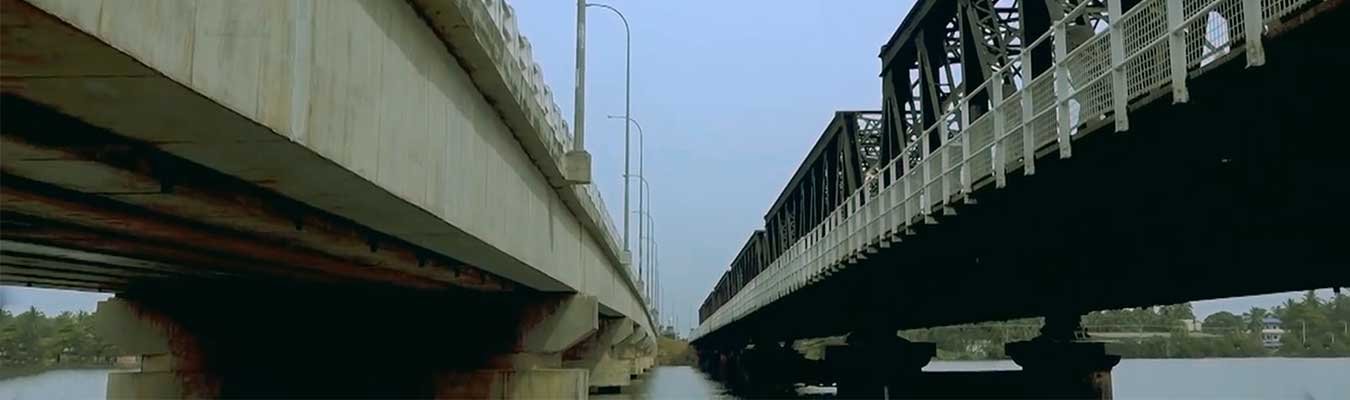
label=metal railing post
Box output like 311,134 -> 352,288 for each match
1053,19 -> 1073,159
1020,51 -> 1037,175
1166,0 -> 1190,103
1108,0 -> 1131,132
992,69 -> 1008,188
1242,0 -> 1267,67
960,99 -> 973,196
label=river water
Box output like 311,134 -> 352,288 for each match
2,358 -> 1345,399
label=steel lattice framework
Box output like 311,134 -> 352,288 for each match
699,111 -> 884,322
698,0 -> 1321,332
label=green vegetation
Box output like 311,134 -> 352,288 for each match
900,291 -> 1350,360
657,335 -> 697,366
0,307 -> 120,379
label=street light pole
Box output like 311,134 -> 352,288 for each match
565,0 -> 591,184
609,115 -> 645,288
650,237 -> 660,321
630,177 -> 653,303
641,178 -> 654,305
585,3 -> 632,267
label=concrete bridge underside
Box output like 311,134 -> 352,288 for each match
2,0 -> 655,397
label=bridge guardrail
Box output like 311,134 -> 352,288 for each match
694,0 -> 1317,340
417,0 -> 650,328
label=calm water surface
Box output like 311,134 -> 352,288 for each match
0,369 -> 109,400
2,359 -> 1346,399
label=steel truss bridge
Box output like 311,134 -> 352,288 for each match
695,0 -> 1349,345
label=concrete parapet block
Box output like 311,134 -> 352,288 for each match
563,150 -> 592,184
436,368 -> 587,399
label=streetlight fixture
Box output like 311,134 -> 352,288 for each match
565,0 -> 591,184
610,115 -> 646,287
582,2 -> 634,267
639,177 -> 655,305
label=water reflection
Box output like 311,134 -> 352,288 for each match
0,369 -> 110,400
595,366 -> 737,400
611,359 -> 1350,400
2,359 -> 1346,399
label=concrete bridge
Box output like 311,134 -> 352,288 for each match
693,0 -> 1349,397
1,0 -> 656,397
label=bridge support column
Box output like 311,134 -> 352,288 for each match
613,330 -> 652,380
563,318 -> 648,393
1003,313 -> 1121,399
94,288 -> 616,399
93,298 -> 218,399
434,368 -> 588,399
635,354 -> 655,374
826,336 -> 936,398
731,342 -> 812,397
436,294 -> 601,399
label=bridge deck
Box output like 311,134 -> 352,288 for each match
2,0 -> 653,336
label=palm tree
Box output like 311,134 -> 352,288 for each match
1244,307 -> 1268,333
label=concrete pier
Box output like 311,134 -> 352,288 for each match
91,281 -> 656,399
700,312 -> 1120,399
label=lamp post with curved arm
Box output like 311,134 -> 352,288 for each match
585,3 -> 633,269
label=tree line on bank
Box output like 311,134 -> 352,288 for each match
0,307 -> 120,372
901,291 -> 1350,360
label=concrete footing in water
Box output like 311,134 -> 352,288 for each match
701,338 -> 1119,399
699,313 -> 1120,399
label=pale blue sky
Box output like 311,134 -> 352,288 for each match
0,1 -> 1337,334
508,0 -> 915,330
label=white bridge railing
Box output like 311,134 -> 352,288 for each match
693,0 -> 1316,340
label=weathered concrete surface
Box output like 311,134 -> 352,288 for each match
90,284 -> 641,397
436,369 -> 588,399
520,294 -> 600,354
2,0 -> 653,342
563,318 -> 646,390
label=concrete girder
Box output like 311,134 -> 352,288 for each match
2,0 -> 655,342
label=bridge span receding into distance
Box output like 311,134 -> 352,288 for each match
693,0 -> 1349,398
2,0 -> 658,397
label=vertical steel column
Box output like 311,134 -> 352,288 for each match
1022,0 -> 1056,79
